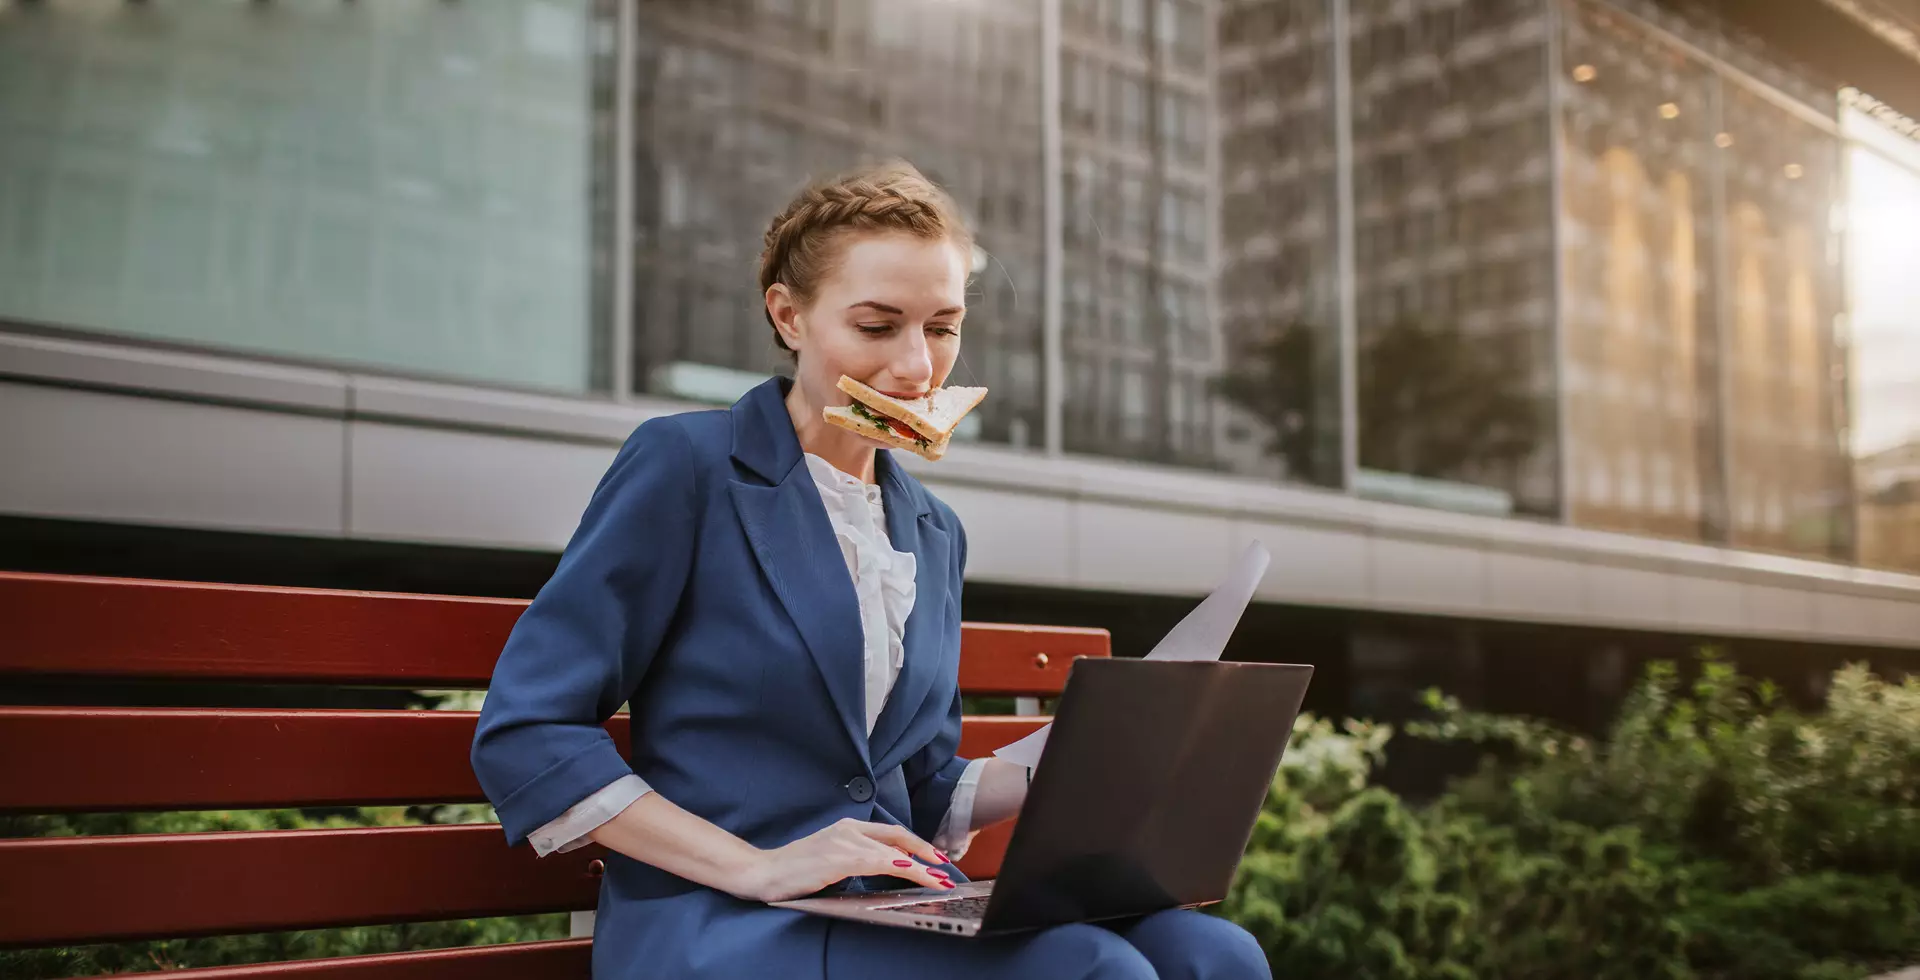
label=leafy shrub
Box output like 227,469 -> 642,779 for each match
1419,658 -> 1920,884
1222,660 -> 1920,980
1223,716 -> 1688,980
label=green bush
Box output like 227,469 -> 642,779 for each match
1421,657 -> 1920,884
1221,659 -> 1920,980
1223,716 -> 1688,980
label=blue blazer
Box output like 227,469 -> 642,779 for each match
472,376 -> 971,979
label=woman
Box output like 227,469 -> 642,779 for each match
471,163 -> 1270,980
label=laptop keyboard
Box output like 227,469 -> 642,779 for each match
875,895 -> 992,920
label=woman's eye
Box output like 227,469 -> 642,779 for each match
856,323 -> 893,335
928,324 -> 960,337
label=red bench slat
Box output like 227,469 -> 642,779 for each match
0,811 -> 1031,952
0,573 -> 525,687
956,715 -> 1050,760
953,622 -> 1110,694
0,572 -> 1102,693
99,938 -> 592,980
0,707 -> 496,813
0,709 -> 1053,813
0,825 -> 604,948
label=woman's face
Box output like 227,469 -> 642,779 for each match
769,231 -> 969,411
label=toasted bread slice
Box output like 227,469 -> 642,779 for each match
824,405 -> 948,461
835,376 -> 987,443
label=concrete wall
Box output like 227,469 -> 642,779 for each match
5,330 -> 1918,650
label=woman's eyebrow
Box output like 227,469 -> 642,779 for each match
847,301 -> 966,317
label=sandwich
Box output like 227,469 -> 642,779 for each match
822,376 -> 989,462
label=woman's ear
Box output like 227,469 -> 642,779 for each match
766,284 -> 805,352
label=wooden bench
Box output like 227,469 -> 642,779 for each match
0,571 -> 1109,977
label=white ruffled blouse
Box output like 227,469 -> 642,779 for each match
527,453 -> 983,859
805,453 -> 919,736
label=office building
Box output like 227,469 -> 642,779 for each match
2,0 -> 1917,732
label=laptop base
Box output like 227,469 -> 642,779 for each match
774,880 -> 996,937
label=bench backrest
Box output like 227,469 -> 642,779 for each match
0,571 -> 1108,978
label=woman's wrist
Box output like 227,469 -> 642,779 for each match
715,841 -> 772,901
585,792 -> 773,900
967,757 -> 1032,830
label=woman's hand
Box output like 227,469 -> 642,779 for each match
730,818 -> 954,903
968,758 -> 1032,832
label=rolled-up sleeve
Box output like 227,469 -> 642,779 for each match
471,418 -> 698,848
931,757 -> 989,857
528,774 -> 653,856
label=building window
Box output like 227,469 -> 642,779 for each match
1114,73 -> 1147,149
1177,1 -> 1206,71
0,0 -> 605,393
1122,366 -> 1148,442
1063,0 -> 1096,33
1119,173 -> 1147,247
1065,53 -> 1098,132
1119,0 -> 1148,53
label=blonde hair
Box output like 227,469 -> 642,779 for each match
758,161 -> 973,352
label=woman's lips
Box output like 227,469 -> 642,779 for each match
875,389 -> 928,400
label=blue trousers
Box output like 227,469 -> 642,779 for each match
821,909 -> 1271,980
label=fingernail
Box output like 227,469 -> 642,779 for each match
940,880 -> 956,889
935,852 -> 950,863
892,859 -> 913,868
929,869 -> 949,879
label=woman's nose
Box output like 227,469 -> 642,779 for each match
893,336 -> 934,387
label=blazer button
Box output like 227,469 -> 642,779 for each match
845,776 -> 875,803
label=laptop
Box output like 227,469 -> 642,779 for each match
773,657 -> 1313,937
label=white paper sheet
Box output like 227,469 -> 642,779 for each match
991,541 -> 1273,769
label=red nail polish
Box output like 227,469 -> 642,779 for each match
940,880 -> 956,889
892,859 -> 913,868
929,869 -> 949,879
935,852 -> 950,863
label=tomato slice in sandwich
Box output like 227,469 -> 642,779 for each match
883,417 -> 921,442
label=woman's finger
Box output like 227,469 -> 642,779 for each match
864,841 -> 953,890
853,821 -> 947,867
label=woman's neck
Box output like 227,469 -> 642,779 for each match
785,381 -> 877,484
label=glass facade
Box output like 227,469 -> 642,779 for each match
1557,0 -> 1876,562
1347,0 -> 1561,518
1718,81 -> 1850,560
6,0 -> 1920,570
1560,1 -> 1726,541
631,0 -> 1045,447
1846,100 -> 1920,573
1056,0 -> 1223,467
1216,0 -> 1344,487
0,0 -> 606,393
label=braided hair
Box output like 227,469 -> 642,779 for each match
758,161 -> 973,353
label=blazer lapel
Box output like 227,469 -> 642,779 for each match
728,377 -> 870,761
868,451 -> 952,767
